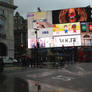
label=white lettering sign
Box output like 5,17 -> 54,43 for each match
54,35 -> 81,47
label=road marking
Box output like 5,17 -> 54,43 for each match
27,71 -> 55,78
52,75 -> 75,81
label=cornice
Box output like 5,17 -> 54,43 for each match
0,1 -> 17,10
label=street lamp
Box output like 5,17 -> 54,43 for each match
72,39 -> 75,64
34,28 -> 39,48
34,28 -> 39,68
37,7 -> 41,12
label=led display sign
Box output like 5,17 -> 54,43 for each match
54,35 -> 81,47
81,22 -> 87,32
28,7 -> 92,48
89,25 -> 92,31
88,22 -> 92,32
52,7 -> 91,24
28,38 -> 37,48
53,22 -> 80,36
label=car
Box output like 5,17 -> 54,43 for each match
2,57 -> 18,64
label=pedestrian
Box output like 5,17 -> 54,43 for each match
21,56 -> 27,68
26,56 -> 31,67
30,57 -> 33,68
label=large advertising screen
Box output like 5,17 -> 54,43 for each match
28,38 -> 37,48
28,35 -> 82,48
52,7 -> 91,24
38,37 -> 54,48
28,7 -> 91,30
27,7 -> 91,48
27,11 -> 52,30
37,28 -> 53,38
54,35 -> 81,47
53,22 -> 80,36
38,35 -> 81,48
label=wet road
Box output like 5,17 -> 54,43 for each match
0,63 -> 92,92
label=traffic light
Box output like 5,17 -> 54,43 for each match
20,44 -> 24,48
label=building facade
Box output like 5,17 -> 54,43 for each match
0,0 -> 17,58
14,12 -> 27,59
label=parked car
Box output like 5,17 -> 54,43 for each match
2,57 -> 18,64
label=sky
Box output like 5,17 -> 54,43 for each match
14,0 -> 91,19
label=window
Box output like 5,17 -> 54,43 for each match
0,19 -> 4,33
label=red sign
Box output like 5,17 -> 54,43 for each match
89,25 -> 92,31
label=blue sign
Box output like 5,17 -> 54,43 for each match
42,31 -> 49,34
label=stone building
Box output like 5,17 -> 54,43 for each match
14,12 -> 27,59
0,0 -> 17,58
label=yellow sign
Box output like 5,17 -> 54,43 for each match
33,12 -> 46,20
53,22 -> 80,32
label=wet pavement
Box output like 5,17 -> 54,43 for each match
0,62 -> 92,92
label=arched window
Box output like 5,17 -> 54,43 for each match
0,19 -> 4,33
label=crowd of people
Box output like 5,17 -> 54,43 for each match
17,55 -> 42,68
0,47 -> 78,72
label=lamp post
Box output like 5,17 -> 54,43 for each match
34,28 -> 39,68
33,7 -> 41,68
72,38 -> 76,64
34,28 -> 39,48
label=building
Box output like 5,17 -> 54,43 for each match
0,0 -> 17,58
14,12 -> 27,59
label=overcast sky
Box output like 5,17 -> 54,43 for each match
14,0 -> 91,19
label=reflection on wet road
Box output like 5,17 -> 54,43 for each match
0,73 -> 28,92
0,63 -> 92,92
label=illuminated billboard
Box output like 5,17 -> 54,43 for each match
88,22 -> 92,32
27,7 -> 92,48
54,35 -> 81,47
80,22 -> 87,32
52,7 -> 91,24
28,7 -> 91,30
38,35 -> 81,48
37,28 -> 53,38
28,38 -> 37,48
28,29 -> 36,38
53,22 -> 80,36
27,11 -> 52,30
28,37 -> 54,48
38,37 -> 54,48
